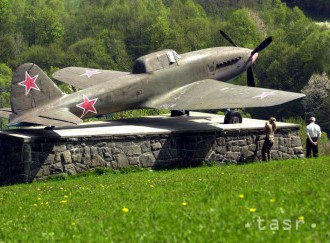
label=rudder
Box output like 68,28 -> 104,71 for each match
11,63 -> 64,114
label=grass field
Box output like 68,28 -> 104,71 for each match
0,158 -> 329,242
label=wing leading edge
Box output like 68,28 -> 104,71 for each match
143,79 -> 305,110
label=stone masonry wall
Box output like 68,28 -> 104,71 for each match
0,127 -> 304,185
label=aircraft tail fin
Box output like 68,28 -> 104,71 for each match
11,63 -> 64,114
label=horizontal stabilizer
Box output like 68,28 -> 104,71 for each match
144,79 -> 305,110
53,67 -> 130,89
9,108 -> 82,127
0,108 -> 12,119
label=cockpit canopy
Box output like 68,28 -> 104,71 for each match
132,49 -> 181,74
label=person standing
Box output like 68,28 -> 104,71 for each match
306,117 -> 322,158
262,117 -> 277,161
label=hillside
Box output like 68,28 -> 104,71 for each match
0,0 -> 329,131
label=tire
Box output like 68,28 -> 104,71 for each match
224,111 -> 243,124
171,110 -> 189,117
44,126 -> 55,130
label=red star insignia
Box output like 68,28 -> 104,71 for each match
76,95 -> 98,118
18,72 -> 40,95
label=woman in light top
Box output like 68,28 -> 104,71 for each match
262,117 -> 277,161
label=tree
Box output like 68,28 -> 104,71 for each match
301,73 -> 330,116
0,0 -> 9,29
0,63 -> 12,128
23,6 -> 64,45
20,43 -> 65,70
221,9 -> 263,49
0,34 -> 27,66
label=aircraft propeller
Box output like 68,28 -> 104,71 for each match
220,30 -> 272,87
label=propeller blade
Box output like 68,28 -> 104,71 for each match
247,67 -> 255,87
252,37 -> 272,55
220,30 -> 237,47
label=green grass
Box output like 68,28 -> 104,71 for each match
0,158 -> 329,242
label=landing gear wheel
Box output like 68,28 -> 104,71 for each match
224,110 -> 242,124
44,126 -> 55,130
170,110 -> 190,117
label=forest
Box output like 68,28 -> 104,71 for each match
0,0 -> 329,132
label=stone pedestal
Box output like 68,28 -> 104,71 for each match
0,113 -> 304,185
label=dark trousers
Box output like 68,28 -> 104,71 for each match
262,137 -> 273,161
306,137 -> 318,158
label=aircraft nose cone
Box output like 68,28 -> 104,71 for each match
252,53 -> 259,64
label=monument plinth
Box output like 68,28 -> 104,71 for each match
0,112 -> 304,185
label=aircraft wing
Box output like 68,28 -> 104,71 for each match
53,67 -> 130,89
9,108 -> 82,127
144,79 -> 305,110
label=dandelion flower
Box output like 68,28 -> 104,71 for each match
249,208 -> 256,213
270,199 -> 275,203
298,216 -> 305,221
45,202 -> 49,206
38,197 -> 42,201
122,207 -> 129,213
60,200 -> 67,204
239,194 -> 244,199
64,195 -> 69,199
181,202 -> 188,206
33,204 -> 38,207
71,222 -> 76,226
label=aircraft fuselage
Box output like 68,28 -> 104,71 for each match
14,47 -> 254,122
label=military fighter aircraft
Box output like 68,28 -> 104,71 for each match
0,31 -> 304,127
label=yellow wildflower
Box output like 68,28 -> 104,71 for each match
122,207 -> 129,213
64,195 -> 69,199
38,197 -> 42,201
238,194 -> 244,199
249,208 -> 256,213
298,216 -> 305,221
150,185 -> 155,188
181,202 -> 188,206
33,204 -> 38,207
270,199 -> 275,203
60,200 -> 67,204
